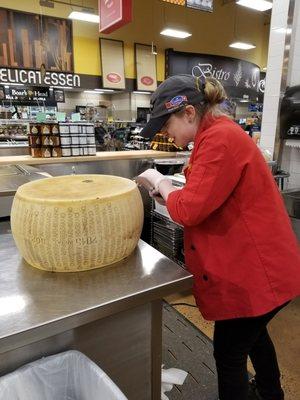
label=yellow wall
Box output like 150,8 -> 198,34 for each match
0,0 -> 270,80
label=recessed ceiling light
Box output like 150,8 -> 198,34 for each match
262,67 -> 267,71
229,42 -> 256,50
160,28 -> 192,39
236,0 -> 272,12
68,11 -> 99,23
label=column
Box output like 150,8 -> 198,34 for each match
260,0 -> 291,155
281,0 -> 300,189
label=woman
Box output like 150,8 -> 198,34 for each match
137,74 -> 300,400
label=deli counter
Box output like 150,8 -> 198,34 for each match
0,150 -> 192,400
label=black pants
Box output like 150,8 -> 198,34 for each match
213,303 -> 288,400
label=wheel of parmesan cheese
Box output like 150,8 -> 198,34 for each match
11,174 -> 144,272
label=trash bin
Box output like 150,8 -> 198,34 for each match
0,350 -> 127,400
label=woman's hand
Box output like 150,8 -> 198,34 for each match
135,169 -> 165,193
152,194 -> 166,205
136,168 -> 179,201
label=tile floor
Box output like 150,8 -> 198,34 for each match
165,291 -> 300,400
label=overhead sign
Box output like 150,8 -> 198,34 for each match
0,68 -> 80,88
186,0 -> 213,12
166,49 -> 261,99
163,0 -> 185,5
0,85 -> 58,105
135,43 -> 157,92
99,0 -> 132,34
5,87 -> 50,102
259,71 -> 266,94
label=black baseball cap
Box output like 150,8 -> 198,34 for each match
141,74 -> 206,139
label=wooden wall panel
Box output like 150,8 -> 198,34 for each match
0,7 -> 73,71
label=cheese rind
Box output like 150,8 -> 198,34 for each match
11,175 -> 144,272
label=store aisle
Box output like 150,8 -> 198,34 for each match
165,292 -> 300,400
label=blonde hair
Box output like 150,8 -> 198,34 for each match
197,77 -> 227,119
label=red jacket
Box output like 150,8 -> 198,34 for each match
167,115 -> 300,321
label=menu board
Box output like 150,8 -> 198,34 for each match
135,44 -> 157,92
100,39 -> 126,90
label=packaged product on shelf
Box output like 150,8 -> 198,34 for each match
41,125 -> 51,135
42,136 -> 50,146
86,125 -> 94,134
88,145 -> 96,155
30,124 -> 40,135
71,146 -> 80,156
59,124 -> 70,134
70,124 -> 79,134
28,135 -> 41,146
50,136 -> 60,146
83,146 -> 89,155
51,124 -> 59,135
79,136 -> 87,145
60,135 -> 71,145
30,147 -> 42,158
41,147 -> 51,158
61,146 -> 71,157
87,135 -> 96,145
71,135 -> 79,145
52,147 -> 62,157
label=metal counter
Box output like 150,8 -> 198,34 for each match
0,221 -> 193,399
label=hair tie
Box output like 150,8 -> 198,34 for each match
195,76 -> 206,92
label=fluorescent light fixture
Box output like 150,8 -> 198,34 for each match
160,28 -> 192,39
68,11 -> 99,23
240,99 -> 249,102
229,42 -> 256,50
236,0 -> 272,12
95,88 -> 115,92
84,90 -> 104,94
133,91 -> 152,95
4,83 -> 24,87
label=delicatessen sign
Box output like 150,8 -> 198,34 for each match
0,68 -> 80,88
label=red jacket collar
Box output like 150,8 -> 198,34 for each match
197,114 -> 229,136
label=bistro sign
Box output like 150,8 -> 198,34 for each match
166,49 -> 262,99
0,68 -> 80,88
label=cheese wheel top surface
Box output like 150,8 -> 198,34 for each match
16,174 -> 137,202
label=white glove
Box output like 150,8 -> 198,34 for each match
136,169 -> 169,194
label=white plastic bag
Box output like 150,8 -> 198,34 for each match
0,350 -> 127,400
161,366 -> 188,400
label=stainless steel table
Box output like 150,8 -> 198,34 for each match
0,221 -> 192,399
